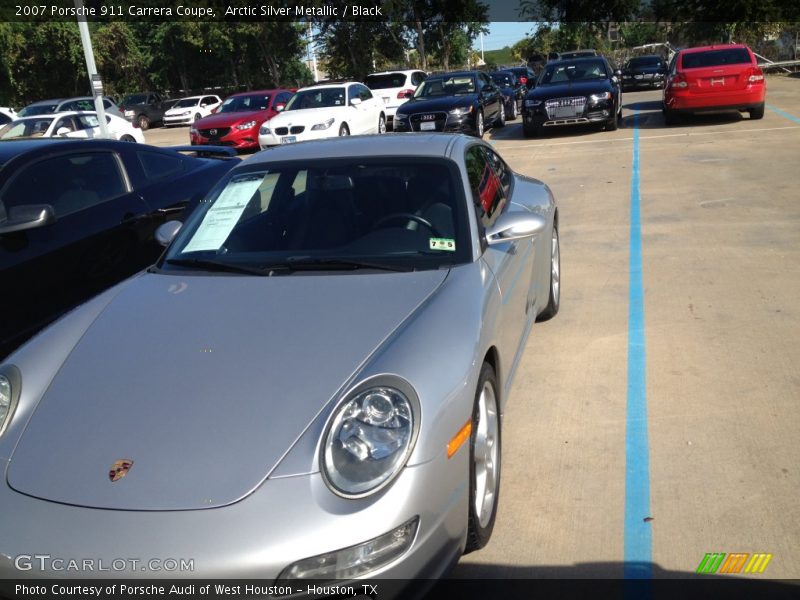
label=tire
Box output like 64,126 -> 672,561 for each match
137,115 -> 150,130
663,106 -> 678,126
494,104 -> 506,128
509,100 -> 517,120
120,135 -> 136,143
749,103 -> 765,120
378,113 -> 386,134
473,110 -> 484,138
465,362 -> 501,554
338,123 -> 349,136
537,224 -> 560,321
605,112 -> 618,131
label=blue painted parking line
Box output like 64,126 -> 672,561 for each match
624,111 -> 653,582
767,104 -> 800,124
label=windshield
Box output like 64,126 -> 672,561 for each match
0,118 -> 53,139
627,56 -> 663,68
414,76 -> 476,98
539,60 -> 608,85
18,104 -> 58,117
285,88 -> 346,110
162,159 -> 470,273
218,94 -> 270,113
122,94 -> 148,105
490,73 -> 515,88
173,98 -> 200,108
365,73 -> 407,89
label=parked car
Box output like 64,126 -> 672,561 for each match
663,44 -> 766,125
522,56 -> 622,137
191,89 -> 294,152
621,55 -> 669,91
489,70 -> 527,120
0,111 -> 145,143
0,107 -> 15,126
0,134 -> 559,581
505,66 -> 538,89
119,92 -> 173,130
365,69 -> 427,128
162,95 -> 222,127
393,71 -> 505,137
0,139 -> 238,357
258,82 -> 385,148
18,97 -> 122,118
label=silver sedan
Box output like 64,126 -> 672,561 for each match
0,134 -> 559,585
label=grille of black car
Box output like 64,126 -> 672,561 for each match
199,127 -> 231,138
544,97 -> 586,120
410,112 -> 448,131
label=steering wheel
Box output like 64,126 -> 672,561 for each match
372,212 -> 442,237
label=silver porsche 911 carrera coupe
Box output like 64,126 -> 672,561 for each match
0,134 -> 559,585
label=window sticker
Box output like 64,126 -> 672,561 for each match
429,237 -> 456,252
182,177 -> 262,253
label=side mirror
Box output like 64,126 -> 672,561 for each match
274,104 -> 285,112
0,204 -> 55,234
200,103 -> 207,108
56,127 -> 71,137
614,69 -> 623,77
350,97 -> 362,106
485,212 -> 546,245
155,220 -> 182,247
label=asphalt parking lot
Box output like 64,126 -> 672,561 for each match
144,76 -> 800,581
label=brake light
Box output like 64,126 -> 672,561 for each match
519,77 -> 527,85
397,89 -> 415,99
670,74 -> 688,89
747,67 -> 764,83
132,119 -> 140,129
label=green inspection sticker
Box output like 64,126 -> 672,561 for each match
429,237 -> 456,252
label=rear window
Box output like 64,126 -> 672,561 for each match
365,73 -> 408,89
682,48 -> 752,69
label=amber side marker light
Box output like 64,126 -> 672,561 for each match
447,420 -> 472,458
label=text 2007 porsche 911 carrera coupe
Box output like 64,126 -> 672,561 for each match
0,134 -> 559,588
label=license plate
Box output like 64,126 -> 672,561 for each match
420,121 -> 436,131
280,136 -> 296,144
553,106 -> 579,119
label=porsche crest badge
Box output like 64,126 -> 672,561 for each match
109,459 -> 134,482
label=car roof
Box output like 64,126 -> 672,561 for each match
23,99 -> 65,107
679,43 -> 750,54
425,71 -> 479,79
297,82 -> 356,91
245,133 -> 476,164
228,89 -> 289,97
367,70 -> 422,76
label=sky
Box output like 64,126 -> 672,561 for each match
477,22 -> 541,51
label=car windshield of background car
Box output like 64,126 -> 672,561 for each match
415,77 -> 476,98
122,94 -> 147,105
491,74 -> 515,88
682,48 -> 751,69
166,160 -> 468,271
540,60 -> 608,84
628,56 -> 662,68
173,98 -> 200,108
285,88 -> 347,110
0,118 -> 54,139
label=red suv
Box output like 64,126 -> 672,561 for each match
663,44 -> 765,125
190,89 -> 295,151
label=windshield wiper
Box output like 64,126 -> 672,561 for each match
165,258 -> 271,276
264,257 -> 414,273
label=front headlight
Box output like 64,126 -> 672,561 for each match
322,384 -> 418,498
235,120 -> 257,130
589,92 -> 612,105
394,113 -> 408,121
259,125 -> 271,135
311,118 -> 335,131
0,367 -> 21,438
448,106 -> 473,116
189,127 -> 198,134
524,99 -> 542,108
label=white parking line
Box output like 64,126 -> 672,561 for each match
493,125 -> 800,152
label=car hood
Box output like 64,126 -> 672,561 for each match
7,270 -> 447,510
398,95 -> 476,114
164,106 -> 196,115
194,110 -> 270,129
528,80 -> 614,99
269,107 -> 345,126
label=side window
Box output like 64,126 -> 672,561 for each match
277,92 -> 292,105
76,114 -> 101,129
1,152 -> 127,217
54,116 -> 76,133
358,85 -> 373,101
483,148 -> 511,197
103,98 -> 113,109
465,146 -> 506,232
202,96 -> 217,106
347,85 -> 358,103
137,150 -> 185,182
411,72 -> 426,86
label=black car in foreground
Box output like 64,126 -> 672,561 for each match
393,70 -> 504,137
0,139 -> 237,358
522,56 -> 622,137
621,55 -> 668,91
490,70 -> 527,120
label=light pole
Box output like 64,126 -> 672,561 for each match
73,0 -> 109,137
